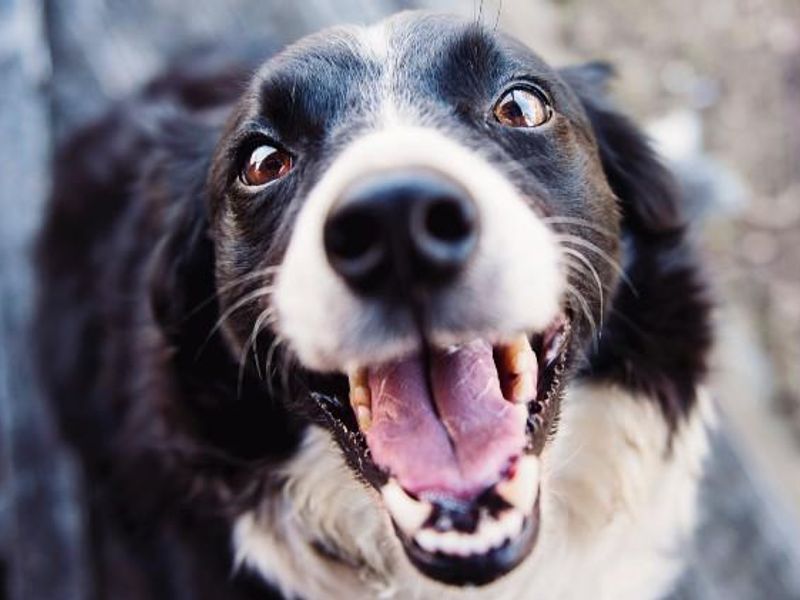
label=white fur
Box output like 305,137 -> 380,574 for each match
358,20 -> 392,63
274,125 -> 564,372
233,383 -> 714,599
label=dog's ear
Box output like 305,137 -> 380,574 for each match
147,117 -> 219,347
563,64 -> 712,429
560,62 -> 684,235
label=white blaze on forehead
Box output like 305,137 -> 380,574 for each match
357,20 -> 393,62
351,20 -> 408,129
275,125 -> 564,371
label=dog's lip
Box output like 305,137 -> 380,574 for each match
399,493 -> 541,586
306,315 -> 571,586
379,454 -> 541,585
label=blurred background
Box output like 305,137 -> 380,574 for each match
1,0 -> 798,598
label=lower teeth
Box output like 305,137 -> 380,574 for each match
413,508 -> 526,557
381,480 -> 432,535
381,453 -> 540,557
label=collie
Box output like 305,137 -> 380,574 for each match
36,12 -> 713,599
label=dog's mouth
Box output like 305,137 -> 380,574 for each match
317,315 -> 571,586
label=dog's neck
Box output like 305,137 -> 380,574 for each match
233,382 -> 712,600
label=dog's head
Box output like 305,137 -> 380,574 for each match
158,12 -> 682,587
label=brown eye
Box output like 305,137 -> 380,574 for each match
241,144 -> 292,187
493,87 -> 552,128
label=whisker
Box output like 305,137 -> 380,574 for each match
249,306 -> 278,379
564,263 -> 605,346
199,287 -> 276,355
264,334 -> 286,398
215,267 -> 280,299
561,247 -> 605,329
236,338 -> 251,401
183,266 -> 281,320
543,216 -> 616,238
563,283 -> 599,349
556,234 -> 638,296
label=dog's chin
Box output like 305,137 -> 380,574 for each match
399,493 -> 541,586
306,314 -> 572,586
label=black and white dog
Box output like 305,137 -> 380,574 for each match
36,11 -> 713,600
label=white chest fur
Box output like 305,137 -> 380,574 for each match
233,383 -> 713,600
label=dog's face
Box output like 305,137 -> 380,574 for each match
207,13 -> 621,586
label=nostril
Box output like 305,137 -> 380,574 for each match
411,192 -> 477,274
326,209 -> 380,261
424,197 -> 475,244
324,206 -> 386,288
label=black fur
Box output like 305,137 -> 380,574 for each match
561,64 -> 712,426
36,16 -> 710,598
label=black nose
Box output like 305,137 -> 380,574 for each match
323,170 -> 478,295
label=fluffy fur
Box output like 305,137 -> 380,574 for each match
35,12 -> 713,599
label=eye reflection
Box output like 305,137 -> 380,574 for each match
493,87 -> 552,128
240,144 -> 292,187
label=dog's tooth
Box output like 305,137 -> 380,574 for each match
449,534 -> 470,557
415,529 -> 439,554
497,335 -> 538,404
350,386 -> 371,431
347,366 -> 368,388
496,455 -> 540,513
544,322 -> 569,366
355,404 -> 372,431
438,531 -> 462,555
351,384 -> 370,408
480,515 -> 506,549
510,372 -> 535,404
465,530 -> 490,556
468,534 -> 487,555
498,509 -> 524,542
381,480 -> 431,535
347,367 -> 372,430
509,334 -> 536,373
507,510 -> 524,537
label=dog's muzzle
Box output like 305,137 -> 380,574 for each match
274,126 -> 568,586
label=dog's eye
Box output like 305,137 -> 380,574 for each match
240,144 -> 292,187
493,87 -> 552,128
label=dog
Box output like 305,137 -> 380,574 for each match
36,11 -> 713,600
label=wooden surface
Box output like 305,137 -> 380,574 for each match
1,1 -> 799,598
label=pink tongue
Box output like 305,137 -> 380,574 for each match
364,340 -> 526,499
